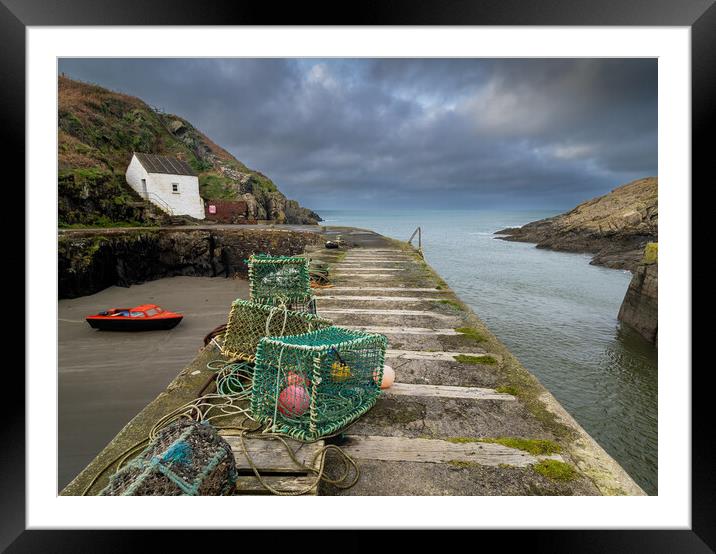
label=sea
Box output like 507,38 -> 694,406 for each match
319,209 -> 658,495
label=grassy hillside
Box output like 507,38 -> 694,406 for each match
58,76 -> 320,226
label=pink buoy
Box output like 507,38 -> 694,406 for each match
378,365 -> 395,389
278,384 -> 310,417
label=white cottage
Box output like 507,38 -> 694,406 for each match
125,153 -> 205,219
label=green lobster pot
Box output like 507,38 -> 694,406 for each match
251,326 -> 388,441
248,254 -> 313,308
221,299 -> 332,362
99,420 -> 237,496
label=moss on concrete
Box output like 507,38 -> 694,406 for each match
479,437 -> 561,455
495,385 -> 520,396
455,327 -> 487,343
494,376 -> 573,441
439,299 -> 464,311
533,459 -> 578,481
445,436 -> 561,456
453,354 -> 497,365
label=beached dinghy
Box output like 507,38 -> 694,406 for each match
86,304 -> 183,331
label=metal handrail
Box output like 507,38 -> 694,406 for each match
408,226 -> 423,257
145,192 -> 175,216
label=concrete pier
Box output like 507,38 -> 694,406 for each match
61,226 -> 645,496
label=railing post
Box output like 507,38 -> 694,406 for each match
408,226 -> 424,258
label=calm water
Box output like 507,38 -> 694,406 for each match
321,209 -> 658,494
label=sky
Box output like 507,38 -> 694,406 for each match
58,58 -> 657,211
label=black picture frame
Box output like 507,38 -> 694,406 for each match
6,0 -> 707,550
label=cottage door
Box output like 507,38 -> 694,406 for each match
141,179 -> 148,199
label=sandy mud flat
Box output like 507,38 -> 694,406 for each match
58,275 -> 248,490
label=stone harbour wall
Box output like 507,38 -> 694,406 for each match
58,227 -> 322,299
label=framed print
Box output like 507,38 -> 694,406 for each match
5,0 -> 710,550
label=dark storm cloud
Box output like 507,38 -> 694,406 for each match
58,58 -> 657,210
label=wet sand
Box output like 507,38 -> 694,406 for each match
58,276 -> 248,490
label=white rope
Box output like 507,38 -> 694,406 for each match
270,346 -> 287,433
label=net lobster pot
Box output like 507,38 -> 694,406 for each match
99,420 -> 237,496
248,254 -> 313,307
221,299 -> 332,362
251,326 -> 388,441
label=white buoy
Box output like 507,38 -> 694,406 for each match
380,365 -> 395,389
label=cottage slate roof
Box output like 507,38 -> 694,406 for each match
134,152 -> 197,176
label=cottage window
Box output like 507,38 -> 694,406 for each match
172,183 -> 180,193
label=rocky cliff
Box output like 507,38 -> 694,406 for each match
58,76 -> 321,227
618,243 -> 658,344
495,177 -> 657,271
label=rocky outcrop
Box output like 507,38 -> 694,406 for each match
618,243 -> 658,344
495,177 -> 657,271
58,76 -> 320,226
58,228 -> 322,298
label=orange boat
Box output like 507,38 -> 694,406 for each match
86,304 -> 183,331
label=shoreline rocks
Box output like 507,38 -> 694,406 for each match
495,177 -> 657,272
618,243 -> 658,344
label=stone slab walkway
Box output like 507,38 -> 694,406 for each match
307,229 -> 645,496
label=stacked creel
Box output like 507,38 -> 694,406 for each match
251,326 -> 388,441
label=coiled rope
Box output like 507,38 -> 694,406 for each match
81,355 -> 361,496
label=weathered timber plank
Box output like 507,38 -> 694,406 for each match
234,475 -> 318,495
386,349 -> 488,360
385,382 -> 516,401
319,309 -> 454,319
342,435 -> 562,467
346,250 -> 407,252
334,273 -> 405,278
221,434 -> 324,472
340,261 -> 409,265
318,287 -> 448,292
317,295 -> 443,302
335,264 -> 405,273
341,259 -> 411,263
344,326 -> 460,335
